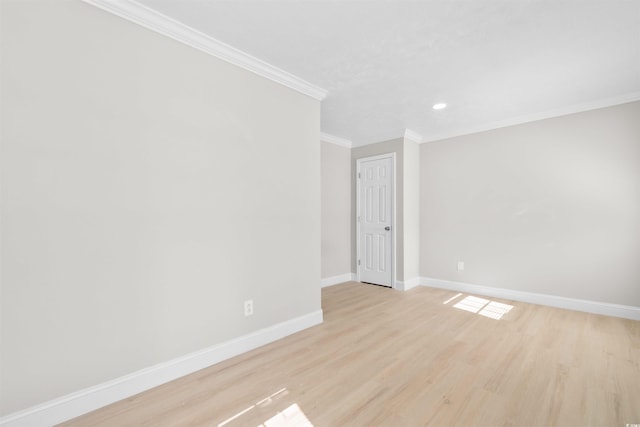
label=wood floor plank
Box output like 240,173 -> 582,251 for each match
61,282 -> 640,426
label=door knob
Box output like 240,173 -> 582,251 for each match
384,226 -> 391,231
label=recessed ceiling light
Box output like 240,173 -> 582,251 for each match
433,103 -> 447,110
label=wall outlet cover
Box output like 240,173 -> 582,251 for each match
244,300 -> 254,316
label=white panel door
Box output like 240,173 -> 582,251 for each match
358,156 -> 393,287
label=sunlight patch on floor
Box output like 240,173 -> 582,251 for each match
453,295 -> 490,313
258,403 -> 314,427
218,388 -> 291,427
452,295 -> 513,320
256,388 -> 288,408
479,301 -> 513,320
442,292 -> 463,304
218,404 -> 256,426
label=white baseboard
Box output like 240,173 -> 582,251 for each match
420,277 -> 640,321
395,277 -> 421,291
0,310 -> 324,427
321,273 -> 356,288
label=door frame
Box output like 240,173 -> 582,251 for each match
356,152 -> 396,289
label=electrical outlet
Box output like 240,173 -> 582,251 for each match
244,300 -> 254,317
457,261 -> 464,271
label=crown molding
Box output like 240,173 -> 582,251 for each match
320,132 -> 353,148
81,0 -> 327,101
421,91 -> 640,143
403,129 -> 423,143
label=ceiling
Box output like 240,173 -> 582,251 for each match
135,0 -> 640,146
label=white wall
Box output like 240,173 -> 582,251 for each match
321,141 -> 352,279
420,101 -> 640,306
0,0 -> 320,415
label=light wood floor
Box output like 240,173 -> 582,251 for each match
63,282 -> 640,426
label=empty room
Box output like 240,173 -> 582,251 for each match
1,0 -> 639,426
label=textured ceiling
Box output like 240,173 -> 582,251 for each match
136,0 -> 640,146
